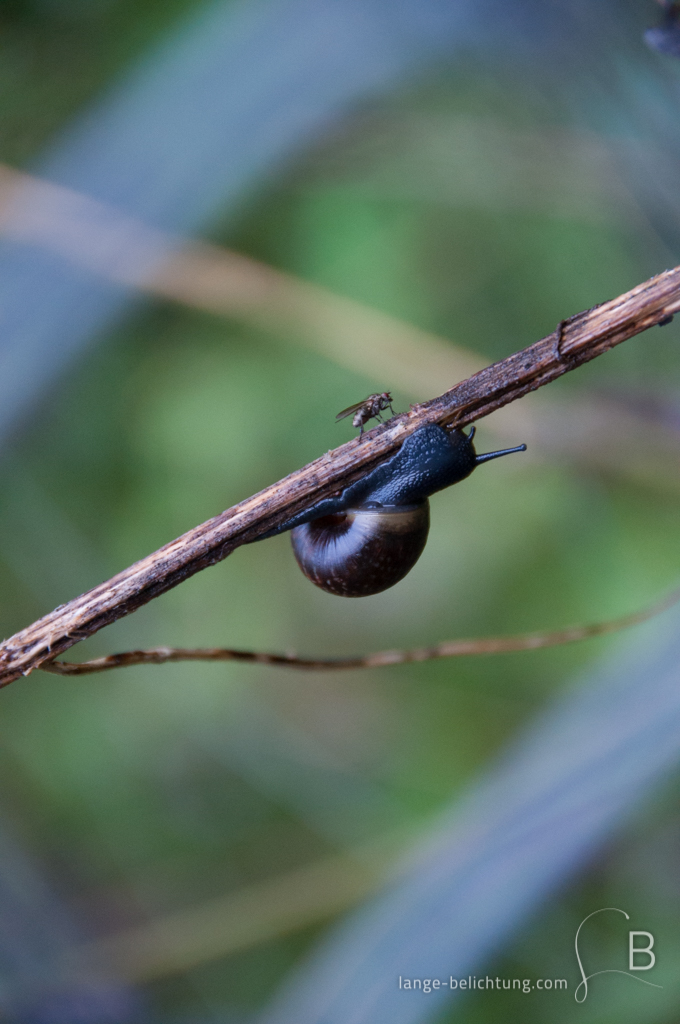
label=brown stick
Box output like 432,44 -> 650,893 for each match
40,585 -> 680,675
2,266 -> 680,687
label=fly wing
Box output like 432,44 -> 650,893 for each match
335,400 -> 367,421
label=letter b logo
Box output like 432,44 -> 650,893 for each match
629,932 -> 655,971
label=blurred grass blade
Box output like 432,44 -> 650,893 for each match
0,0 -> 494,442
0,825 -> 142,1021
5,164 -> 680,493
258,608 -> 680,1024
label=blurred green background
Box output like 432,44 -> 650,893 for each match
1,1 -> 680,1021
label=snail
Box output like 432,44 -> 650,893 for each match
265,424 -> 526,598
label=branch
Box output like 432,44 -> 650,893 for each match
41,586 -> 680,675
2,265 -> 679,687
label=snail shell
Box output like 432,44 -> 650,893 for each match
259,425 -> 526,598
291,502 -> 430,597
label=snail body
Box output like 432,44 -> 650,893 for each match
269,424 -> 525,597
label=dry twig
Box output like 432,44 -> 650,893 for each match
1,265 -> 679,687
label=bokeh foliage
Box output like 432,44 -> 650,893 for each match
1,1 -> 680,1021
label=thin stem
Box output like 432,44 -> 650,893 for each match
41,585 -> 680,676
